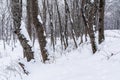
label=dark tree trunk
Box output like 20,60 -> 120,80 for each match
26,0 -> 32,39
31,0 -> 48,63
11,0 -> 34,62
64,0 -> 69,48
98,0 -> 105,44
81,0 -> 97,54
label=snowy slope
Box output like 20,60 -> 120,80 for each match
25,30 -> 120,80
0,30 -> 120,80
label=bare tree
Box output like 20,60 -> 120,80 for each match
55,0 -> 67,49
11,0 -> 34,62
47,0 -> 55,51
98,0 -> 105,44
42,0 -> 47,32
26,0 -> 32,39
81,0 -> 97,53
31,0 -> 48,63
64,0 -> 69,48
64,0 -> 78,48
11,0 -> 34,61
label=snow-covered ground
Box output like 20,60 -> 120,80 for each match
0,30 -> 120,80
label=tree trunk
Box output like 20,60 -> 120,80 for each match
98,0 -> 105,44
64,0 -> 69,48
81,0 -> 97,54
64,0 -> 78,48
47,0 -> 55,51
31,0 -> 48,63
26,0 -> 32,39
11,0 -> 34,62
55,0 -> 66,49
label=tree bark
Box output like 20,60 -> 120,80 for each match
11,0 -> 34,62
26,0 -> 32,39
81,0 -> 97,54
31,0 -> 48,63
98,0 -> 105,44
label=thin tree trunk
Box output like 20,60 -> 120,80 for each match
64,0 -> 69,48
64,0 -> 78,48
55,0 -> 67,49
98,0 -> 105,44
42,0 -> 47,33
47,0 -> 55,51
26,0 -> 32,39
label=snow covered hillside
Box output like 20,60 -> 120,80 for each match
0,30 -> 120,80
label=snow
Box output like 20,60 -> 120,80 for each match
91,0 -> 94,3
37,15 -> 43,24
0,30 -> 120,80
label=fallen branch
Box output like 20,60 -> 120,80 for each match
18,62 -> 29,75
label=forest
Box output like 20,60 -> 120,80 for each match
0,0 -> 120,80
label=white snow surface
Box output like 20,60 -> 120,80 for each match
0,30 -> 120,80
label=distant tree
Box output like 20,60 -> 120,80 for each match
64,0 -> 78,48
47,0 -> 55,50
55,0 -> 66,49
